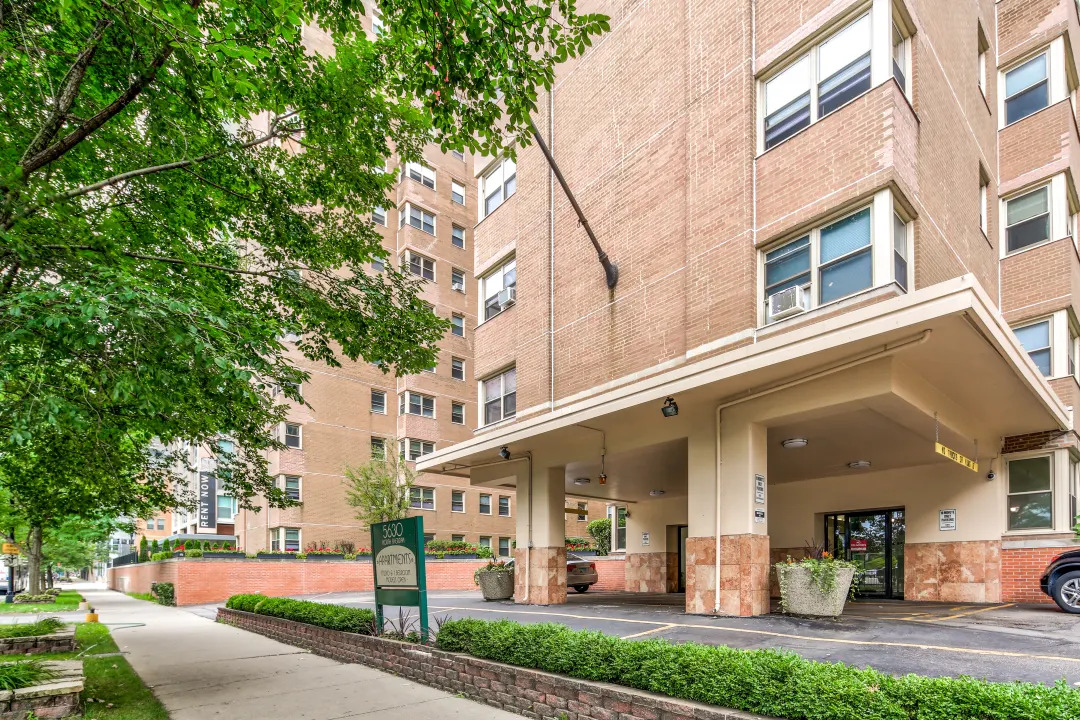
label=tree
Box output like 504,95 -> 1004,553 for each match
0,1 -> 610,526
586,519 -> 611,556
139,536 -> 149,563
346,440 -> 420,527
42,517 -> 114,582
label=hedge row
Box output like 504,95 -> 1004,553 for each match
225,594 -> 375,635
435,619 -> 1080,720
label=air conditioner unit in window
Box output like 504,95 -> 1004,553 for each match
452,281 -> 464,292
767,285 -> 809,322
496,286 -> 517,309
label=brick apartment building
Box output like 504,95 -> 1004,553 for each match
419,0 -> 1080,613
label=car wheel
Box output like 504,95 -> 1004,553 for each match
1052,570 -> 1080,614
572,585 -> 589,593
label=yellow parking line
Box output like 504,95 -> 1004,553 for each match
923,604 -> 1015,622
622,624 -> 676,640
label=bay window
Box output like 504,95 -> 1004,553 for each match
817,14 -> 872,118
404,161 -> 436,189
1007,456 -> 1053,531
1005,186 -> 1050,254
1014,319 -> 1052,376
399,203 -> 436,236
283,476 -> 301,500
400,391 -> 435,418
272,527 -> 300,552
404,249 -> 435,280
400,438 -> 435,460
1004,53 -> 1049,126
410,486 -> 436,510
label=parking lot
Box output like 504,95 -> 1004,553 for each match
191,589 -> 1080,686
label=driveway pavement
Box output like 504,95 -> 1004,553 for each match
78,584 -> 518,720
188,589 -> 1080,686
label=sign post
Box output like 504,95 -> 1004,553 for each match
371,516 -> 429,642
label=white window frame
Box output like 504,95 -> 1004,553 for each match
1006,453 -> 1055,532
451,490 -> 465,513
979,176 -> 989,235
410,486 -> 436,511
403,248 -> 436,280
451,357 -> 465,380
452,225 -> 466,249
451,180 -> 466,205
977,24 -> 989,99
451,268 -> 466,293
577,501 -> 588,522
1001,180 -> 1057,257
272,527 -> 301,553
400,390 -> 435,418
479,157 -> 517,220
371,436 -> 386,459
498,496 -> 511,517
372,206 -> 386,226
404,161 -> 436,189
399,203 -> 436,236
1014,317 -> 1053,377
284,423 -> 302,449
998,39 -> 1073,129
282,475 -> 302,501
400,438 -> 435,461
478,536 -> 491,549
480,256 -> 516,321
371,389 -> 386,414
451,313 -> 465,337
479,493 -> 492,515
371,7 -> 384,35
498,537 -> 511,557
480,367 -> 516,426
451,401 -> 465,425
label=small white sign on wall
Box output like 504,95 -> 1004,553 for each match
641,531 -> 650,547
939,508 -> 957,531
754,509 -> 766,524
755,474 -> 766,504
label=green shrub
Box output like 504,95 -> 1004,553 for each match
586,518 -> 611,556
162,539 -> 172,552
151,582 -> 175,606
150,551 -> 172,562
150,539 -> 160,554
43,588 -> 62,597
0,618 -> 65,639
435,619 -> 1080,720
185,549 -> 203,558
13,594 -> 54,605
138,536 -> 149,562
225,594 -> 375,634
225,594 -> 267,613
0,659 -> 56,691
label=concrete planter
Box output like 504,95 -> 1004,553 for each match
777,565 -> 855,617
304,554 -> 345,561
255,553 -> 299,560
476,570 -> 514,600
202,552 -> 247,559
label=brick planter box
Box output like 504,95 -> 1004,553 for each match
0,626 -> 76,656
218,608 -> 766,720
0,660 -> 83,719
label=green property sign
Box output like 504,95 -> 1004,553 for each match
371,516 -> 429,641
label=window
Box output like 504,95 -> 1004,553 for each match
452,357 -> 465,380
892,22 -> 907,93
452,225 -> 465,249
410,487 -> 436,510
482,367 -> 517,425
451,314 -> 465,337
498,537 -> 511,557
401,438 -> 434,460
272,528 -> 300,552
404,249 -> 436,280
452,268 -> 465,293
452,181 -> 465,205
451,402 -> 465,425
372,206 -> 386,226
404,162 -> 436,189
481,158 -> 516,218
893,213 -> 908,292
1070,325 -> 1078,378
452,150 -> 465,160
762,14 -> 876,151
1015,319 -> 1052,376
978,25 -> 989,97
372,257 -> 385,273
1005,53 -> 1049,125
1072,457 -> 1079,530
283,476 -> 301,500
400,391 -> 435,418
615,506 -> 627,551
479,494 -> 491,514
479,536 -> 491,549
284,423 -> 302,449
452,491 -> 465,513
217,495 -> 237,521
400,203 -> 436,235
424,533 -> 436,543
1005,186 -> 1050,253
498,496 -> 510,517
156,518 -> 165,530
1007,456 -> 1053,530
577,502 -> 588,521
371,437 -> 385,459
371,7 -> 384,35
481,257 -> 517,320
371,390 -> 386,414
452,534 -> 465,542
980,175 -> 989,234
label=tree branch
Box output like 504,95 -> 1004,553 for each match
39,244 -> 302,278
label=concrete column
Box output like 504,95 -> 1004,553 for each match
685,418 -> 718,613
513,464 -> 566,605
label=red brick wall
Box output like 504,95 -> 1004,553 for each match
109,556 -> 626,605
1001,546 -> 1068,603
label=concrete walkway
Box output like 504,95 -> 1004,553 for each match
80,584 -> 518,719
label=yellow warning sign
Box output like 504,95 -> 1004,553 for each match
935,443 -> 978,472
1,544 -> 19,555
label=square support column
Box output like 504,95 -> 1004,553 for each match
685,419 -> 718,613
513,465 -> 566,605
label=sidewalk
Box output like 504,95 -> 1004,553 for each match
79,584 -> 519,719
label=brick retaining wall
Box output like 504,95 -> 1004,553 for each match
1001,547 -> 1066,603
217,608 -> 764,720
0,626 -> 75,656
110,556 -> 626,605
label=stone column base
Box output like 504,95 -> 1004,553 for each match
907,540 -> 1001,603
625,552 -> 677,593
684,537 -> 716,614
513,546 -> 567,605
719,534 -> 770,616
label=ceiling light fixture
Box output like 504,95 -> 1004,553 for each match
573,478 -> 591,486
847,460 -> 871,470
661,397 -> 679,417
781,438 -> 808,449
649,489 -> 665,497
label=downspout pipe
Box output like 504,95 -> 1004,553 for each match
711,330 -> 932,613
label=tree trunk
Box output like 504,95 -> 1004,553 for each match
45,564 -> 53,589
26,526 -> 42,595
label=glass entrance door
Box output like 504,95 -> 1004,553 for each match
825,509 -> 905,599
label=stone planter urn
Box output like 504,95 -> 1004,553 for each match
476,570 -> 514,601
776,565 -> 855,617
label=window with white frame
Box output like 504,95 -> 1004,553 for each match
479,535 -> 491,549
498,537 -> 511,557
452,490 -> 465,512
1015,319 -> 1052,376
480,158 -> 516,218
452,149 -> 465,160
498,496 -> 510,516
1071,455 -> 1079,528
372,206 -> 386,226
893,212 -> 908,291
977,25 -> 989,98
399,391 -> 435,418
400,203 -> 436,235
452,357 -> 464,380
481,257 -> 516,320
404,162 -> 436,189
452,181 -> 465,205
479,494 -> 491,514
577,501 -> 588,521
451,268 -> 465,292
1004,53 -> 1049,125
1007,456 -> 1053,530
1005,186 -> 1050,253
404,249 -> 435,280
1070,324 -> 1079,378
371,7 -> 384,35
371,437 -> 386,459
371,389 -> 386,414
980,173 -> 989,234
283,475 -> 301,500
372,257 -> 385,273
451,402 -> 465,424
451,313 -> 465,337
400,438 -> 434,460
272,527 -> 300,552
452,225 -> 465,249
284,423 -> 302,448
452,534 -> 465,542
892,21 -> 908,93
482,367 -> 516,425
410,487 -> 436,510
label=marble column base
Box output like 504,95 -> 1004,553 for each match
513,546 -> 567,605
684,537 -> 716,614
719,534 -> 770,616
625,552 -> 676,593
905,540 -> 1001,603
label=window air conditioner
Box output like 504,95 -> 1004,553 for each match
767,285 -> 808,321
452,281 -> 464,292
496,286 -> 517,309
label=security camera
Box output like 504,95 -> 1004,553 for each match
986,471 -> 996,480
499,446 -> 511,460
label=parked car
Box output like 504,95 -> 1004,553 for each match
1039,549 -> 1080,613
504,553 -> 599,593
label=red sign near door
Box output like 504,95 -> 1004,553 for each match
849,539 -> 868,552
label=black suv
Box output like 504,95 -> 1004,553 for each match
1040,548 -> 1080,613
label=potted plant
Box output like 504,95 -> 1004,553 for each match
354,548 -> 372,562
303,544 -> 346,560
256,550 -> 300,560
566,537 -> 597,557
775,547 -> 856,617
204,543 -> 246,559
474,560 -> 514,601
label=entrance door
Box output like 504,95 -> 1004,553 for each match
825,509 -> 905,599
676,526 -> 688,592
